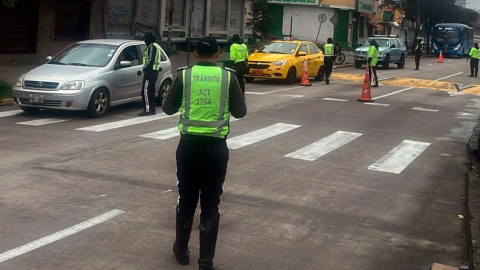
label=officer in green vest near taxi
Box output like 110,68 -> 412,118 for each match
230,34 -> 249,93
467,43 -> 480,78
139,32 -> 162,116
368,39 -> 379,87
163,36 -> 247,270
323,38 -> 337,85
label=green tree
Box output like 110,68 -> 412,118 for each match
1,0 -> 17,7
247,0 -> 275,39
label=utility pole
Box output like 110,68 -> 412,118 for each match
166,0 -> 174,57
187,0 -> 194,66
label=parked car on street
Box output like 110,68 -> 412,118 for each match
354,36 -> 407,70
245,40 -> 325,84
12,39 -> 173,117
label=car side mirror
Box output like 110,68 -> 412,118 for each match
120,61 -> 132,68
298,51 -> 307,57
46,56 -> 52,61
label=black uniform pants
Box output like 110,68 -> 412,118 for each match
324,56 -> 335,81
233,61 -> 247,94
141,71 -> 159,113
471,59 -> 479,77
176,139 -> 229,221
415,52 -> 422,69
369,65 -> 378,85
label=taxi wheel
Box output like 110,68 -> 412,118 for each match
246,77 -> 255,83
315,66 -> 325,81
285,68 -> 296,85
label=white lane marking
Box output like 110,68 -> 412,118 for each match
459,112 -> 476,116
245,92 -> 266,95
77,113 -> 179,132
0,209 -> 125,264
227,123 -> 301,150
141,118 -> 239,140
427,64 -> 433,66
412,107 -> 439,112
0,110 -> 23,118
368,140 -> 431,174
448,60 -> 453,62
448,92 -> 465,97
323,98 -> 348,102
17,118 -> 73,126
434,72 -> 463,81
283,94 -> 304,98
263,85 -> 316,95
285,131 -> 362,161
373,87 -> 414,100
365,103 -> 390,107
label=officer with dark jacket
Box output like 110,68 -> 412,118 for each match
414,38 -> 423,70
139,33 -> 162,116
163,36 -> 247,270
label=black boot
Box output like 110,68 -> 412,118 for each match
198,215 -> 220,270
173,209 -> 193,265
326,79 -> 330,85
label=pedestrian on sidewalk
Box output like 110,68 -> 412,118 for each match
368,39 -> 379,87
139,33 -> 162,116
323,38 -> 337,85
163,36 -> 247,270
230,34 -> 249,94
467,42 -> 479,78
414,38 -> 423,70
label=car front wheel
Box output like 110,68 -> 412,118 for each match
88,88 -> 110,118
285,68 -> 296,85
315,66 -> 325,81
156,80 -> 172,106
355,60 -> 362,69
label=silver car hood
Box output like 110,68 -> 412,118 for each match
24,64 -> 103,82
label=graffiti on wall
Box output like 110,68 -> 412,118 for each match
141,5 -> 152,24
108,5 -> 130,26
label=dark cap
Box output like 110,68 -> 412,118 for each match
196,37 -> 219,55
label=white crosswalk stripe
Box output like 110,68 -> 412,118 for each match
285,131 -> 362,161
17,118 -> 73,126
0,110 -> 23,118
77,113 -> 179,132
140,118 -> 239,140
368,140 -> 431,174
227,123 -> 301,150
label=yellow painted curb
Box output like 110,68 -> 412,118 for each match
0,98 -> 13,106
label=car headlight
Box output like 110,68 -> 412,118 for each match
271,60 -> 287,66
60,81 -> 84,90
14,77 -> 23,87
455,44 -> 461,50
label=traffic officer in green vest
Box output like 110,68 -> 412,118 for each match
139,32 -> 162,116
230,34 -> 249,93
467,43 -> 480,77
414,38 -> 423,70
368,39 -> 379,87
163,36 -> 247,270
323,38 -> 337,85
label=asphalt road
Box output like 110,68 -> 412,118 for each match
0,56 -> 478,270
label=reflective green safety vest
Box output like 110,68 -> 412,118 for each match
179,66 -> 231,138
143,43 -> 162,70
415,43 -> 423,51
230,43 -> 249,64
368,45 -> 379,66
470,47 -> 480,60
324,43 -> 335,57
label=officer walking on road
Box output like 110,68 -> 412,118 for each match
323,38 -> 337,85
368,39 -> 379,87
414,38 -> 423,70
467,43 -> 480,78
163,36 -> 247,270
139,33 -> 162,116
230,34 -> 249,93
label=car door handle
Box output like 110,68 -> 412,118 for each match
137,71 -> 142,76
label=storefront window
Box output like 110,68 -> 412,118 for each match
210,0 -> 227,31
165,0 -> 186,27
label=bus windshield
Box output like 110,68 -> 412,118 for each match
434,27 -> 460,47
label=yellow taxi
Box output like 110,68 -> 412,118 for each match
245,40 -> 325,84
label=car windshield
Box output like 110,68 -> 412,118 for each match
49,43 -> 118,67
363,39 -> 390,47
259,42 -> 298,54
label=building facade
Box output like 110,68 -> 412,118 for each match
0,0 -> 250,61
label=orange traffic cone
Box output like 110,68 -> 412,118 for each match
438,51 -> 444,63
300,58 -> 312,86
358,66 -> 374,102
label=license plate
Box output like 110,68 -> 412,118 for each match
252,70 -> 264,76
29,94 -> 44,103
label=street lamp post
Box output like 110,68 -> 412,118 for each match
167,0 -> 174,57
187,0 -> 194,66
